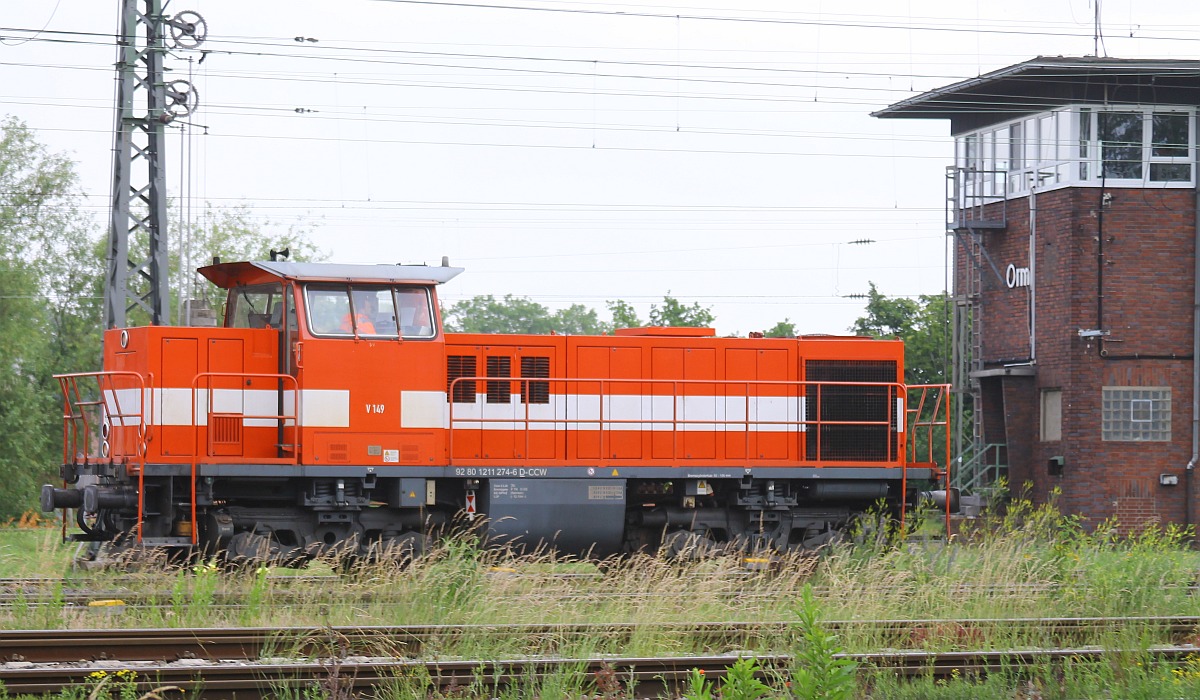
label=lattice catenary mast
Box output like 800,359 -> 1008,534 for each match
106,0 -> 205,328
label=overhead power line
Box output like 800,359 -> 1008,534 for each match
371,0 -> 1200,43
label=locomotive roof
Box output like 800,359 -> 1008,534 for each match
198,261 -> 465,288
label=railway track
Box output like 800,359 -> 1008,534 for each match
0,574 -> 1189,609
3,616 -> 1199,664
5,647 -> 1200,699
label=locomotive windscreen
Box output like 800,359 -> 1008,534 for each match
805,359 -> 897,462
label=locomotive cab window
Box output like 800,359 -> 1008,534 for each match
304,284 -> 436,339
396,287 -> 435,338
228,283 -> 285,329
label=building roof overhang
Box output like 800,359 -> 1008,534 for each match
873,56 -> 1200,134
970,366 -> 1037,379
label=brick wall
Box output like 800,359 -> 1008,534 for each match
958,186 -> 1197,529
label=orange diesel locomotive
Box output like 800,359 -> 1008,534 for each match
42,260 -> 950,562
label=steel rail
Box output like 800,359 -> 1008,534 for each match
1,578 -> 1195,609
3,617 -> 1200,664
4,647 -> 1200,699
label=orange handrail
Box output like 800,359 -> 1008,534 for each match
906,383 -> 954,535
188,372 -> 300,545
55,371 -> 151,541
447,376 -> 908,468
56,370 -> 150,466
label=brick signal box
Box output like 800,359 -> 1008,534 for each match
876,57 -> 1200,531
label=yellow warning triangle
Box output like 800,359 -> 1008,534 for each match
611,469 -> 619,476
408,492 -> 417,498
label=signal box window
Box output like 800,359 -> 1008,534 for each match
228,283 -> 284,329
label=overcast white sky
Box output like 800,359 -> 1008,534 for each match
3,0 -> 1198,334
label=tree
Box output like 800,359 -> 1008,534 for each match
648,295 -> 715,327
0,117 -> 102,518
446,294 -> 716,335
850,282 -> 921,340
764,319 -> 797,338
168,202 -> 326,321
606,300 -> 642,330
0,118 -> 329,519
445,294 -> 551,334
850,282 -> 950,386
445,295 -> 607,334
552,304 -> 607,335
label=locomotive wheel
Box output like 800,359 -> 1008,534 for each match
225,531 -> 285,569
660,529 -> 718,561
797,524 -> 844,551
365,531 -> 429,567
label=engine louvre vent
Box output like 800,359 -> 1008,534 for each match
327,442 -> 350,463
209,414 -> 243,456
805,360 -> 897,462
486,356 -> 512,404
520,356 -> 550,404
447,355 -> 477,403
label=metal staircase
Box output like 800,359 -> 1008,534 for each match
953,442 -> 1008,494
946,167 -> 1009,503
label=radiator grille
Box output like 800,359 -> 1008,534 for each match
805,360 -> 897,462
447,355 -> 477,403
486,356 -> 512,404
520,356 -> 551,404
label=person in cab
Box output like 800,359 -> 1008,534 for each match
341,291 -> 379,334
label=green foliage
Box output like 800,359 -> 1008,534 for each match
0,117 -> 100,519
788,587 -> 857,700
0,527 -> 73,575
83,669 -> 142,700
425,535 -> 485,611
0,116 -> 325,519
186,560 -> 220,623
445,294 -> 606,334
242,565 -> 272,625
682,668 -> 714,700
606,299 -> 642,330
720,657 -> 773,700
764,318 -> 797,338
446,294 -> 716,334
163,201 -> 326,323
649,295 -> 714,328
850,282 -> 950,386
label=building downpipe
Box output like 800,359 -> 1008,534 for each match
1189,175 -> 1200,534
1029,183 -> 1037,363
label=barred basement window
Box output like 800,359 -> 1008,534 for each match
1102,386 -> 1171,442
520,356 -> 550,404
486,356 -> 512,404
447,355 -> 476,403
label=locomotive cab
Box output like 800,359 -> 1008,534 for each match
197,260 -> 462,469
44,260 -> 466,564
